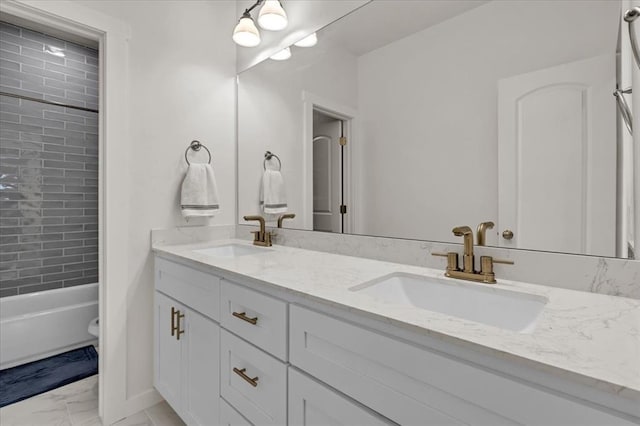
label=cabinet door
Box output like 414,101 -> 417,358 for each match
154,292 -> 182,412
288,368 -> 393,426
181,307 -> 221,426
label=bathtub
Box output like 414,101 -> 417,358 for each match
0,283 -> 98,370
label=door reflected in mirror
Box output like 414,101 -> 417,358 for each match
237,0 -> 635,259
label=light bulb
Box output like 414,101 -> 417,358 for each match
258,0 -> 288,31
270,47 -> 291,61
233,14 -> 261,47
294,33 -> 317,47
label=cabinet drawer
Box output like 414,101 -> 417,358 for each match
290,305 -> 634,426
155,257 -> 220,321
221,330 -> 287,425
220,398 -> 253,426
221,280 -> 287,360
289,367 -> 394,426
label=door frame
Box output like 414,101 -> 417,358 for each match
302,91 -> 357,233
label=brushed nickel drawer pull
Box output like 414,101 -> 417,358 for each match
232,311 -> 258,325
233,367 -> 259,387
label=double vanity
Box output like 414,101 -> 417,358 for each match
152,234 -> 639,425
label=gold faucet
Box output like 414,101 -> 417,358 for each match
243,215 -> 272,247
432,225 -> 513,284
277,213 -> 295,228
476,221 -> 494,246
452,226 -> 474,273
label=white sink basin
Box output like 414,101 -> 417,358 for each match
192,244 -> 271,258
350,273 -> 547,333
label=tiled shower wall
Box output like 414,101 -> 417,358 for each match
0,22 -> 99,297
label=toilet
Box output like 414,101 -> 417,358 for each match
88,317 -> 99,338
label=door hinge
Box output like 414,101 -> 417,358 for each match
340,205 -> 347,214
339,137 -> 347,146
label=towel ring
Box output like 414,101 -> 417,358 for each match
263,151 -> 281,171
185,140 -> 211,165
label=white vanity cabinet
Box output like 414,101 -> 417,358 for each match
154,255 -> 637,426
154,258 -> 221,425
289,305 -> 636,426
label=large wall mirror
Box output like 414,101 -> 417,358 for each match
238,0 -> 637,259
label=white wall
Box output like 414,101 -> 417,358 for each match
81,1 -> 236,420
356,0 -> 619,243
237,45 -> 358,228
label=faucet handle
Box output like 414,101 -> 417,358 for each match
432,252 -> 459,271
480,256 -> 514,283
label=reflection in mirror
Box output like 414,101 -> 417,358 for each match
238,0 -> 636,259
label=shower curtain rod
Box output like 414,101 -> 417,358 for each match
0,91 -> 99,114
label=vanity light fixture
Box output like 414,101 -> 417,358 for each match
258,0 -> 288,31
233,0 -> 288,47
294,32 -> 317,47
232,10 -> 261,47
270,47 -> 291,61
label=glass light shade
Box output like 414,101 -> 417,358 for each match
258,0 -> 288,31
294,33 -> 317,47
270,47 -> 291,61
233,16 -> 261,47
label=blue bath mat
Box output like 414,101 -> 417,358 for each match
0,345 -> 98,408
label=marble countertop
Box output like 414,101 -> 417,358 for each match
152,239 -> 640,403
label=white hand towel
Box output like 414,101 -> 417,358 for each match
260,169 -> 288,214
181,163 -> 221,217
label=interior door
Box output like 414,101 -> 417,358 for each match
498,54 -> 616,256
182,308 -> 220,426
313,117 -> 343,233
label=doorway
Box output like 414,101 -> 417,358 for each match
0,17 -> 101,421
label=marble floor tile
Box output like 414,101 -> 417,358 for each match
112,411 -> 153,426
49,375 -> 99,402
145,401 -> 185,426
66,387 -> 99,425
77,416 -> 103,426
0,373 -> 184,426
0,395 -> 71,426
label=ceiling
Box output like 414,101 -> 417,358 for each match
321,0 -> 490,56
